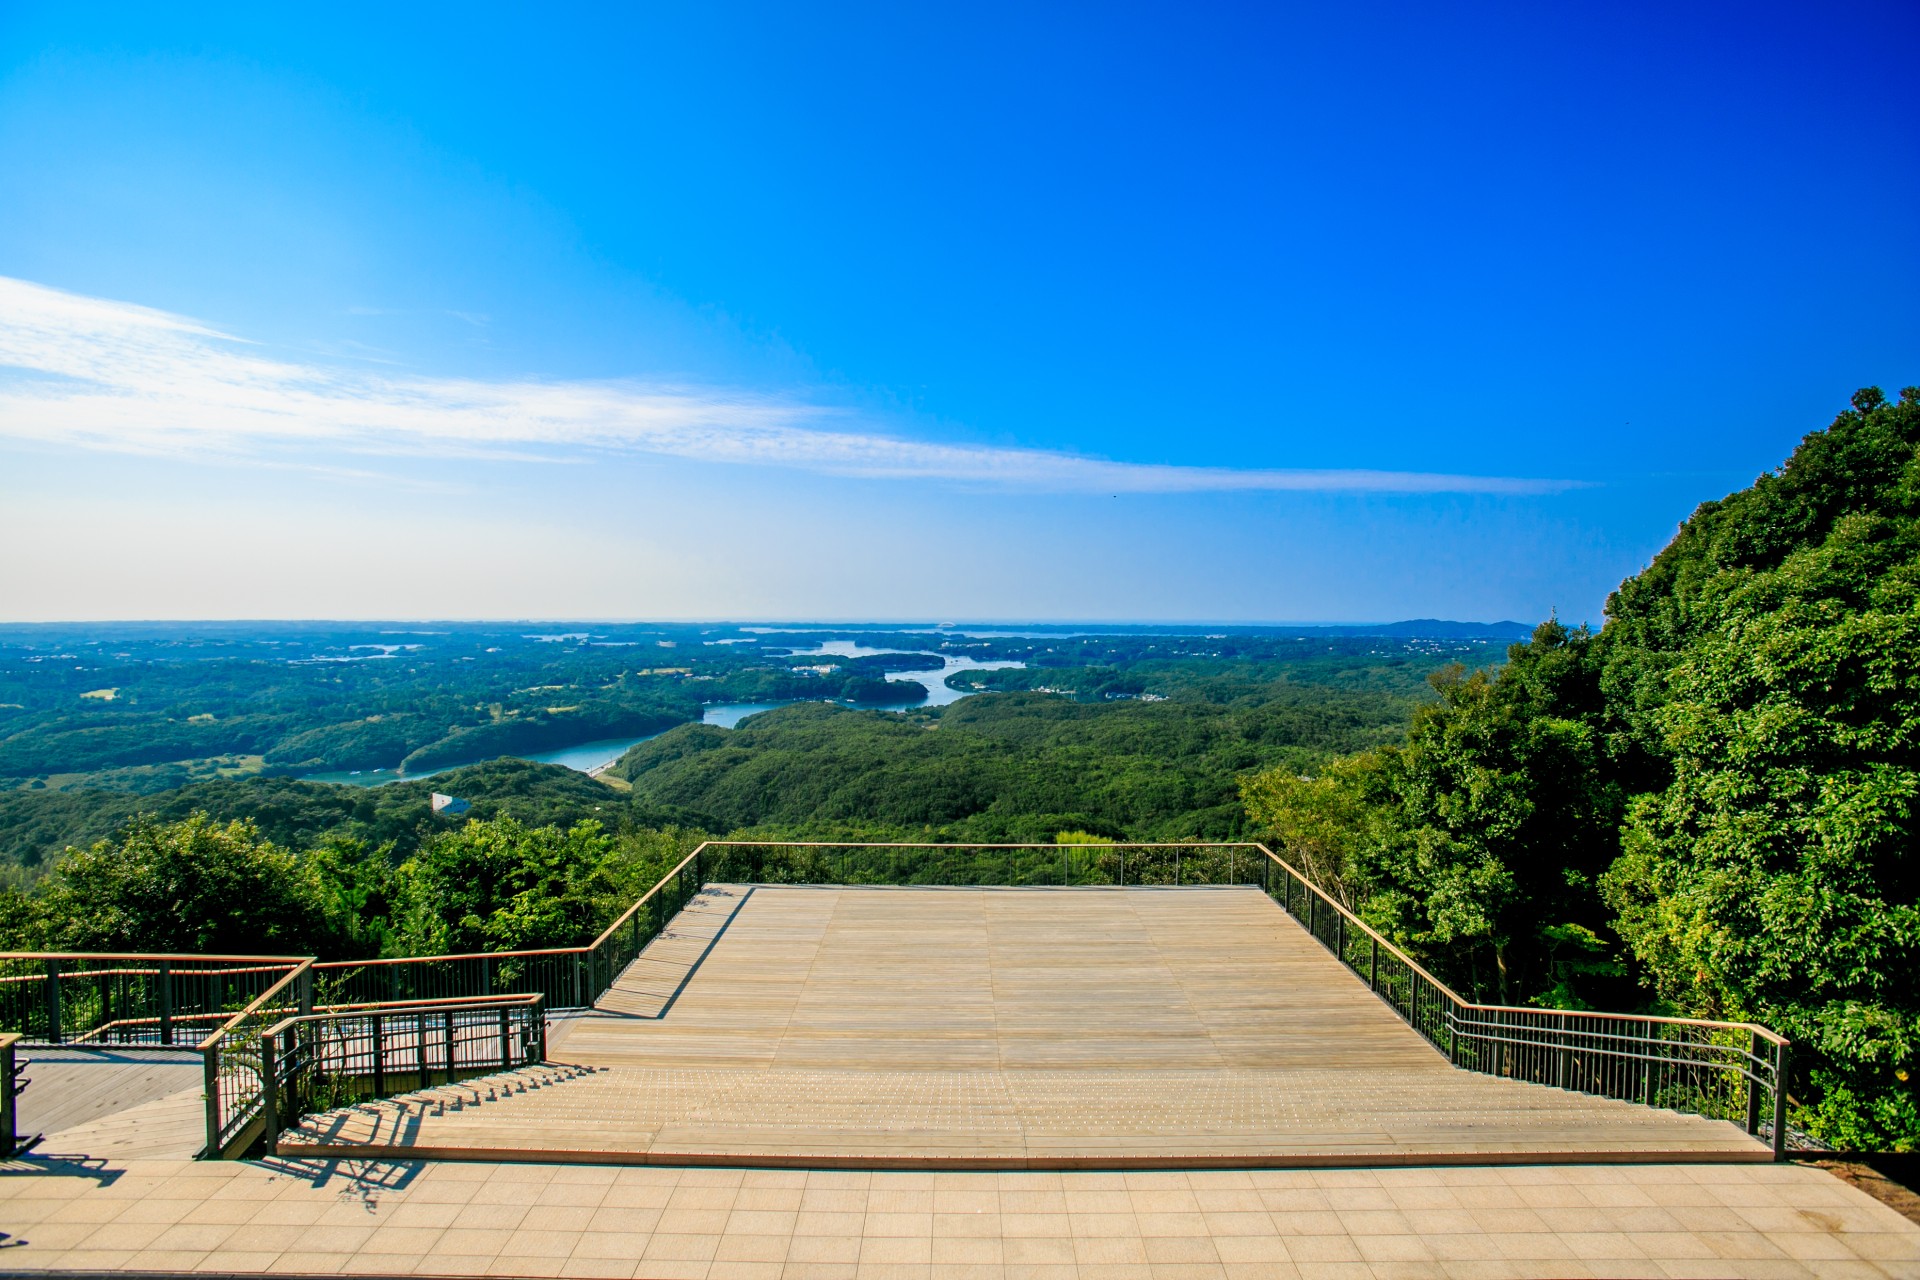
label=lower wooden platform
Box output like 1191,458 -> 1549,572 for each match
14,1047 -> 206,1160
280,885 -> 1769,1168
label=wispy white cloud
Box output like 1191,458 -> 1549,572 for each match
0,277 -> 1575,494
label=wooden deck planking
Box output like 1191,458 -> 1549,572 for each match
11,1048 -> 203,1140
30,1084 -> 206,1161
284,885 -> 1771,1167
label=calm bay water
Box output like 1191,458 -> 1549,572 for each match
701,702 -> 790,728
301,646 -> 1022,787
300,730 -> 672,788
790,641 -> 1023,707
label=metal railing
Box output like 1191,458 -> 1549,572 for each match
1,1031 -> 32,1157
198,960 -> 315,1158
311,841 -> 711,1014
1258,848 -> 1793,1158
0,954 -> 305,1047
694,840 -> 1267,888
0,840 -> 1796,1159
257,995 -> 544,1153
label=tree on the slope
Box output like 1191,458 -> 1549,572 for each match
33,813 -> 334,955
389,815 -> 624,954
1245,620 -> 1626,1005
1604,387 -> 1920,1149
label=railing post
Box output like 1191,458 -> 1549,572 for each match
372,1014 -> 386,1096
1,1038 -> 18,1158
44,960 -> 62,1045
203,1046 -> 221,1157
1368,936 -> 1378,992
499,1007 -> 511,1068
417,1011 -> 429,1087
297,966 -> 313,1018
1447,1005 -> 1461,1066
260,1033 -> 278,1155
1771,1041 -> 1792,1161
1307,892 -> 1317,942
444,1010 -> 456,1082
159,962 -> 174,1046
1556,1013 -> 1569,1089
1744,1030 -> 1763,1134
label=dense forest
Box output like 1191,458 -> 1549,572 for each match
1242,388 -> 1920,1149
0,631 -> 1494,875
0,620 -> 1510,795
0,623 -> 951,792
607,663 -> 1441,840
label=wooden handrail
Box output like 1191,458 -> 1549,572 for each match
0,965 -> 291,985
695,840 -> 1268,848
263,993 -> 544,1040
0,952 -> 307,963
1247,842 -> 1792,1048
1249,843 -> 1468,1003
587,841 -> 710,950
197,958 -> 313,1053
315,947 -> 589,967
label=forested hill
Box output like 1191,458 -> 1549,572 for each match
607,647 -> 1467,841
0,632 -> 1501,874
0,759 -> 712,877
1241,387 -> 1920,1149
0,620 -> 1520,797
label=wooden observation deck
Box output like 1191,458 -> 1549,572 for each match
279,885 -> 1770,1169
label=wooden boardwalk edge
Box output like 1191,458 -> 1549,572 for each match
272,1139 -> 1775,1171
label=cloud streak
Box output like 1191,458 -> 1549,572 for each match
0,277 -> 1574,494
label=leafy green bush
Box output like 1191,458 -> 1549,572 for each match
27,814 -> 336,955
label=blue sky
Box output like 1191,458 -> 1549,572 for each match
0,2 -> 1913,623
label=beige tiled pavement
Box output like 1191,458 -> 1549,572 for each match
2,1155 -> 1916,1279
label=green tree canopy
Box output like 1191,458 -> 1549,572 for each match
31,813 -> 333,955
1244,388 -> 1920,1148
386,815 -> 693,955
1602,387 -> 1920,1149
1244,622 -> 1624,1006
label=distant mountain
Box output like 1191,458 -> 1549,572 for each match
1332,619 -> 1535,640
